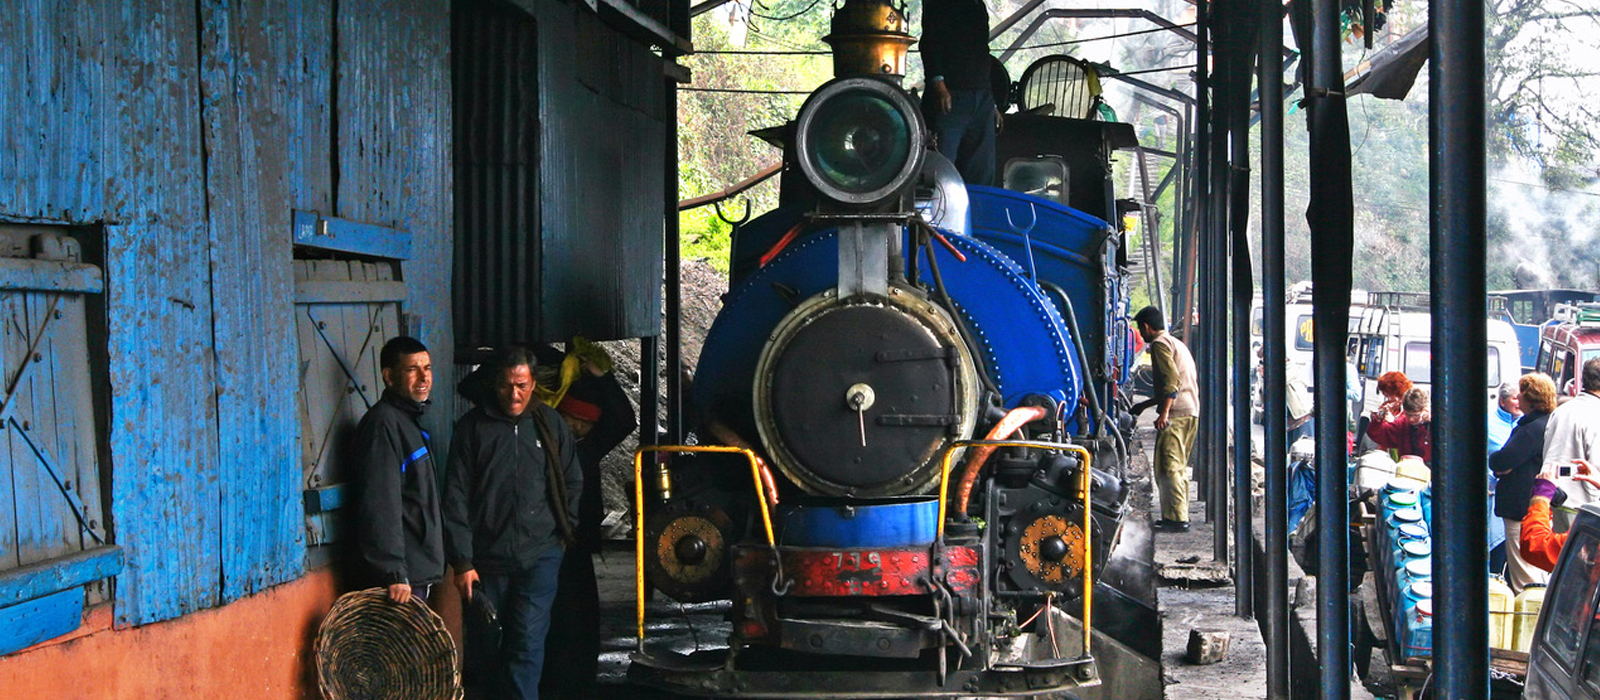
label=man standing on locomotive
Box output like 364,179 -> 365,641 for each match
921,0 -> 1001,186
1132,306 -> 1199,532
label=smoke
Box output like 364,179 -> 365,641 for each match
1488,158 -> 1600,290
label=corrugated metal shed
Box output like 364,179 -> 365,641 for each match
454,0 -> 668,347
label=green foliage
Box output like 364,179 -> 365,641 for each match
676,8 -> 829,269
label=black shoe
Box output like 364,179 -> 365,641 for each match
1153,519 -> 1190,533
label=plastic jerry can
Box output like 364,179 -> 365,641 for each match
1384,490 -> 1420,521
1487,576 -> 1514,650
1397,557 -> 1433,594
1388,506 -> 1424,538
1396,522 -> 1430,544
1398,580 -> 1433,639
1513,583 -> 1547,653
1405,598 -> 1434,659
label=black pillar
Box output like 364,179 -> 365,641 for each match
1207,1 -> 1231,561
1431,0 -> 1490,692
1224,0 -> 1258,613
1259,0 -> 1290,695
1307,0 -> 1354,691
665,74 -> 684,445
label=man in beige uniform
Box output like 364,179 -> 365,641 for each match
1133,306 -> 1199,532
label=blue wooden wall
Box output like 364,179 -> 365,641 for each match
0,0 -> 454,627
0,0 -> 668,632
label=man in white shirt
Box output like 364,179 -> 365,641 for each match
1542,358 -> 1600,508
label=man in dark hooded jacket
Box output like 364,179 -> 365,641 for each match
445,345 -> 582,700
353,336 -> 444,603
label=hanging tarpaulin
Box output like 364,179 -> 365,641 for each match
1346,23 -> 1430,100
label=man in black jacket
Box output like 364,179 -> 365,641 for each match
445,346 -> 582,700
354,336 -> 443,604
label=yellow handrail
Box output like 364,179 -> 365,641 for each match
631,445 -> 775,652
936,439 -> 1095,658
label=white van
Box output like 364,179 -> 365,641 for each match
1250,282 -> 1358,421
1349,292 -> 1521,413
1249,299 -> 1316,421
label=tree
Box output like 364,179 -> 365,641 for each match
1486,0 -> 1600,187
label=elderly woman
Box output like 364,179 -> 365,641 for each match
1492,372 -> 1558,591
1367,386 -> 1432,462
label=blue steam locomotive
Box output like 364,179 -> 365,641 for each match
629,3 -> 1158,696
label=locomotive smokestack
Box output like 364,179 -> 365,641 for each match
823,0 -> 915,80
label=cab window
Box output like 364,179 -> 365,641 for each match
1557,350 -> 1576,395
1403,341 -> 1431,379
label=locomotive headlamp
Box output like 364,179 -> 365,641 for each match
795,77 -> 926,208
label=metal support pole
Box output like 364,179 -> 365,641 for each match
1431,0 -> 1489,692
1308,0 -> 1353,694
1196,0 -> 1216,521
1207,5 -> 1230,558
665,74 -> 684,445
1260,0 -> 1290,694
1226,0 -> 1257,614
1176,101 -> 1198,318
640,332 -> 661,449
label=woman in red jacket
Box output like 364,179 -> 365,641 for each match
1367,386 -> 1432,463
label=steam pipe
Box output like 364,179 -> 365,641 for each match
1260,0 -> 1291,692
1431,0 -> 1490,692
1043,282 -> 1111,436
954,406 -> 1050,515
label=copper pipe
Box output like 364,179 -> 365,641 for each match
953,406 -> 1048,515
677,162 -> 782,211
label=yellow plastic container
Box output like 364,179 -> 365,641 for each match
1488,576 -> 1514,649
1394,457 -> 1431,486
1513,583 -> 1547,653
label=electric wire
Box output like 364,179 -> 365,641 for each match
693,21 -> 1198,55
747,0 -> 825,22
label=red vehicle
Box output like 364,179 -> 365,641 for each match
1535,304 -> 1600,397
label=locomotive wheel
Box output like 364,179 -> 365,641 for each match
1004,499 -> 1089,595
642,502 -> 734,603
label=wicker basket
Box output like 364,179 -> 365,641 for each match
315,588 -> 462,700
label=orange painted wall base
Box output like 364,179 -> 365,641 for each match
1,570 -> 344,699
